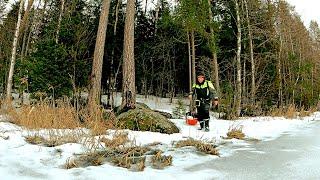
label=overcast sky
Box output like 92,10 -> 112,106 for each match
286,0 -> 320,27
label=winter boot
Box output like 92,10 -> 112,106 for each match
204,119 -> 210,132
198,120 -> 204,130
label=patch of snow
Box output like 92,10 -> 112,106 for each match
1,95 -> 320,179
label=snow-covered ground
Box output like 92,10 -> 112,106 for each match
1,95 -> 320,180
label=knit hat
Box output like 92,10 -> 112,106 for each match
197,71 -> 205,77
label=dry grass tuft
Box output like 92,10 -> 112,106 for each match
151,150 -> 173,169
65,157 -> 78,169
196,143 -> 220,155
8,100 -> 81,129
65,146 -> 150,170
111,154 -> 146,170
25,134 -> 45,145
81,106 -> 114,136
100,132 -> 129,149
25,129 -> 84,147
269,104 -> 316,119
298,106 -> 317,117
65,132 -> 150,171
226,125 -> 245,140
175,138 -> 219,155
135,158 -> 146,171
146,142 -> 162,146
285,104 -> 297,119
65,152 -> 106,169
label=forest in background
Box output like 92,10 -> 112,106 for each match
1,0 -> 320,118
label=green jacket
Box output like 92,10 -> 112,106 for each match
191,80 -> 218,101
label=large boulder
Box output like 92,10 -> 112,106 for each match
115,107 -> 179,134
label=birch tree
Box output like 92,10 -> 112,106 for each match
6,0 -> 25,102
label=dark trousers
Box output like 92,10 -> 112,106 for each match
196,102 -> 210,129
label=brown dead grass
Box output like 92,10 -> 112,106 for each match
226,125 -> 245,140
65,145 -> 150,171
151,150 -> 173,169
100,132 -> 129,149
298,106 -> 317,117
4,98 -> 117,141
285,104 -> 297,119
65,152 -> 106,169
7,101 -> 81,129
81,107 -> 115,136
269,104 -> 316,119
65,131 -> 150,171
175,138 -> 219,156
25,134 -> 45,145
25,129 -> 84,147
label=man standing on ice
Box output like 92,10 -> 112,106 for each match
189,72 -> 218,132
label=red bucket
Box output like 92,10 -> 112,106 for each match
186,117 -> 198,125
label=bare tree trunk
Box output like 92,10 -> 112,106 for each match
21,6 -> 36,59
6,0 -> 25,102
235,0 -> 242,117
170,54 -> 176,103
293,43 -> 302,104
208,0 -> 220,94
187,31 -> 193,112
21,18 -> 30,59
191,30 -> 196,85
109,0 -> 122,108
243,0 -> 255,102
154,0 -> 161,34
243,55 -> 246,99
88,0 -> 111,109
144,0 -> 148,15
20,0 -> 35,34
187,31 -> 192,93
121,0 -> 136,109
24,18 -> 33,57
56,0 -> 65,44
278,32 -> 283,107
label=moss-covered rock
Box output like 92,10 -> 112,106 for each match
115,108 -> 179,134
114,102 -> 150,115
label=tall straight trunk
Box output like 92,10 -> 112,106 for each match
121,0 -> 136,109
191,30 -> 196,85
278,32 -> 283,107
244,0 -> 255,102
187,31 -> 192,93
235,0 -> 242,117
109,0 -> 122,108
243,55 -> 246,99
6,0 -> 25,102
293,43 -> 302,104
24,18 -> 33,57
21,18 -> 30,59
187,31 -> 193,112
27,0 -> 47,55
88,0 -> 111,109
21,6 -> 35,59
154,0 -> 161,34
144,0 -> 147,14
20,0 -> 35,34
208,0 -> 220,94
56,0 -> 65,44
